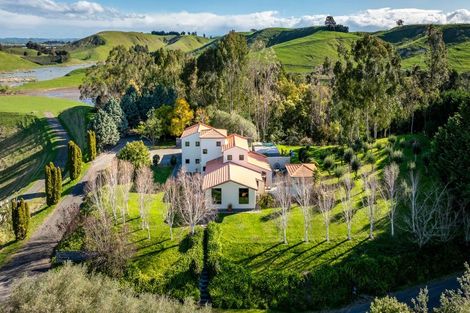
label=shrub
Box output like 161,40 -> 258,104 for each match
343,148 -> 354,164
384,146 -> 393,158
152,154 -> 160,166
298,147 -> 309,163
170,155 -> 177,166
412,140 -> 422,157
117,141 -> 151,169
388,135 -> 397,146
391,150 -> 404,163
323,155 -> 335,174
333,166 -> 346,182
299,137 -> 313,146
362,142 -> 372,152
206,222 -> 222,277
364,151 -> 376,167
350,156 -> 361,176
398,138 -> 407,148
257,193 -> 275,210
352,138 -> 363,152
3,263 -> 210,313
375,142 -> 383,150
369,296 -> 412,313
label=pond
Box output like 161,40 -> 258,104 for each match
0,63 -> 92,87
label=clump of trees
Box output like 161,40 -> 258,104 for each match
45,162 -> 62,206
11,198 -> 29,240
67,140 -> 82,180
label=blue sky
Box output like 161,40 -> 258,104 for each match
0,0 -> 469,38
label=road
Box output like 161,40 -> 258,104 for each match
331,274 -> 460,312
0,137 -> 124,301
20,112 -> 70,208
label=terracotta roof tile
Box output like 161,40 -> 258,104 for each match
285,163 -> 317,178
222,134 -> 249,151
181,123 -> 227,138
203,158 -> 262,190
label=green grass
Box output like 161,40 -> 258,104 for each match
0,113 -> 54,200
152,166 -> 173,184
0,51 -> 39,72
16,68 -> 87,91
272,31 -> 361,73
58,105 -> 94,151
68,31 -> 210,62
0,95 -> 84,116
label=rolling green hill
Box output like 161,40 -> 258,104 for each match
0,51 -> 39,72
68,31 -> 212,61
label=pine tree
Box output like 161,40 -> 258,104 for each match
87,130 -> 97,161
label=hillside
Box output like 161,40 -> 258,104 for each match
271,30 -> 360,73
0,51 -> 39,72
68,31 -> 212,61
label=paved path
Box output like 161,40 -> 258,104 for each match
331,274 -> 460,312
0,137 -> 127,301
20,112 -> 70,207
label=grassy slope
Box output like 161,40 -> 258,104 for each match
272,31 -> 361,73
16,68 -> 86,91
0,95 -> 84,116
69,32 -> 210,62
217,135 -> 440,273
0,51 -> 39,72
58,105 -> 93,150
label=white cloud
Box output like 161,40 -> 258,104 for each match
0,1 -> 469,37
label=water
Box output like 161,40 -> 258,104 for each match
0,63 -> 92,87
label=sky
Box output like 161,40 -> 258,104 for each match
0,0 -> 469,38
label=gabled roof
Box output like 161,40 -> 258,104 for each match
247,151 -> 272,172
285,163 -> 317,178
203,158 -> 262,190
180,123 -> 227,138
222,134 -> 249,151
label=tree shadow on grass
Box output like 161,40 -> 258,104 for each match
246,241 -> 304,270
135,243 -> 179,259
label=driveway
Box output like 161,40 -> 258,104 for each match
0,139 -> 132,301
149,147 -> 181,166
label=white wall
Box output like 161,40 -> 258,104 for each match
223,146 -> 247,163
206,181 -> 257,210
201,138 -> 225,172
181,133 -> 201,173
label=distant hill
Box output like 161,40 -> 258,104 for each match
67,31 -> 212,61
0,51 -> 39,72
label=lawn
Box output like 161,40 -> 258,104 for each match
0,95 -> 86,116
208,135 -> 469,310
0,51 -> 39,72
58,105 -> 94,151
16,68 -> 87,91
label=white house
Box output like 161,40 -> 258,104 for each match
181,123 -> 273,210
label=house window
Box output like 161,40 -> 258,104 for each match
185,141 -> 190,147
216,141 -> 221,147
185,159 -> 190,164
239,154 -> 245,161
212,188 -> 222,204
195,159 -> 200,164
227,155 -> 232,161
195,141 -> 200,147
203,166 -> 206,172
239,188 -> 249,204
203,149 -> 208,154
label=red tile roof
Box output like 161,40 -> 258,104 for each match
222,134 -> 249,151
285,163 -> 317,178
180,123 -> 227,138
203,158 -> 262,190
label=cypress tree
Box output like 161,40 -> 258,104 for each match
11,199 -> 19,239
68,140 -> 82,180
11,199 -> 29,240
45,163 -> 53,206
87,130 -> 97,161
54,167 -> 62,204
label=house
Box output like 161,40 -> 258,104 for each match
285,163 -> 317,181
181,123 -> 273,210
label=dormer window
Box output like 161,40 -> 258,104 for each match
227,155 -> 232,161
239,154 -> 245,161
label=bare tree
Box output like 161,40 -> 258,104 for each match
273,175 -> 291,244
105,158 -> 119,223
163,178 -> 179,240
292,177 -> 313,242
317,183 -> 335,242
381,163 -> 400,237
407,169 -> 419,233
436,194 -> 458,242
340,173 -> 355,240
118,160 -> 134,224
135,166 -> 155,239
85,172 -> 108,219
177,169 -> 216,235
362,173 -> 379,239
